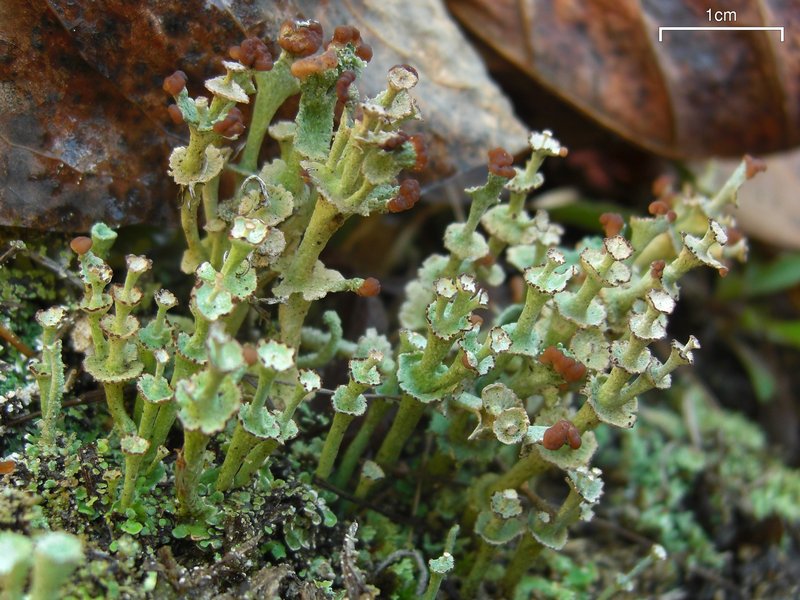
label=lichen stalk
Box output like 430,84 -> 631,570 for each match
104,382 -> 135,436
279,197 -> 346,347
176,428 -> 212,517
333,397 -> 390,489
232,378 -> 311,487
502,533 -> 543,594
240,57 -> 299,173
316,411 -> 355,480
462,540 -> 495,597
488,449 -> 549,496
216,369 -> 276,491
180,189 -> 208,268
357,394 -> 426,497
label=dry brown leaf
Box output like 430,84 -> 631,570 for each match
448,0 -> 800,159
720,151 -> 800,249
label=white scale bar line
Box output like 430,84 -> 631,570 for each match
658,26 -> 784,42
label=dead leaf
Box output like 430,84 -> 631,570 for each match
1,0 -> 527,231
448,0 -> 800,159
710,150 -> 800,249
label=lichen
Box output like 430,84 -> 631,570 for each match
1,15 -> 791,600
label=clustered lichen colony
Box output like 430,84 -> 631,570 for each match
1,18 -> 763,598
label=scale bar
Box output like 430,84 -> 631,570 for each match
658,26 -> 784,42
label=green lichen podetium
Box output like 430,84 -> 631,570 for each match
29,306 -> 67,451
18,16 -> 772,597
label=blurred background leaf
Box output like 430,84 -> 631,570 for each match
447,0 -> 800,158
718,250 -> 800,299
726,336 -> 778,403
728,149 -> 800,250
740,307 -> 800,350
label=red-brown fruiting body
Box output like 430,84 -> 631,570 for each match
290,49 -> 338,80
387,179 -> 421,213
332,25 -> 361,45
487,147 -> 515,179
254,55 -> 273,72
460,352 -> 472,370
409,134 -> 427,172
328,25 -> 373,62
538,346 -> 586,383
744,154 -> 767,180
70,236 -> 93,255
468,314 -> 484,327
542,419 -> 582,451
563,361 -> 586,382
335,70 -> 357,103
355,43 -> 373,62
167,104 -> 184,125
243,345 -> 259,366
538,346 -> 561,366
380,131 -> 410,152
229,37 -> 273,71
666,210 -> 677,222
475,254 -> 495,267
648,200 -> 671,216
565,425 -> 582,449
213,107 -> 245,137
356,277 -> 381,297
163,70 -> 188,96
726,227 -> 743,244
278,19 -> 323,57
651,174 -> 673,198
599,212 -> 625,238
650,259 -> 666,280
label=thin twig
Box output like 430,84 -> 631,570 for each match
0,241 -> 24,265
587,516 -> 657,549
519,484 -> 557,517
315,386 -> 402,401
271,377 -> 402,400
22,251 -> 83,290
5,390 -> 105,427
0,321 -> 36,358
